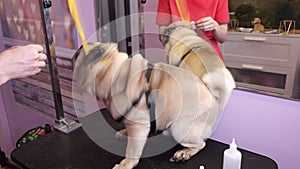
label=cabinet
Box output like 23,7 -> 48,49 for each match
220,32 -> 300,99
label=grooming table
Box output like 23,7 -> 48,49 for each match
11,109 -> 278,169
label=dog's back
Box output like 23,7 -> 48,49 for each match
165,26 -> 235,118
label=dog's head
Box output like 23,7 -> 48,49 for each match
252,17 -> 261,25
72,42 -> 119,95
161,21 -> 196,45
161,21 -> 198,49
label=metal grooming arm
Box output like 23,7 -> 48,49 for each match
39,0 -> 81,133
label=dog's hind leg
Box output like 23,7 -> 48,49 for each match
170,142 -> 205,162
169,116 -> 209,162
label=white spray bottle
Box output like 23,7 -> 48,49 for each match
223,138 -> 242,169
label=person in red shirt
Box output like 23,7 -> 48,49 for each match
156,0 -> 230,60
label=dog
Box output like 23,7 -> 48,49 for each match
252,17 -> 265,33
73,42 -> 222,169
161,21 -> 235,125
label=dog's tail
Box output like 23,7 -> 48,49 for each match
201,68 -> 235,127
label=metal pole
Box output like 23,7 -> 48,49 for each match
39,0 -> 81,133
124,0 -> 132,55
139,0 -> 146,57
39,0 -> 64,120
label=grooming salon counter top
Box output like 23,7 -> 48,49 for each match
11,110 -> 278,169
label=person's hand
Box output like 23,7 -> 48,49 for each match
195,16 -> 228,43
0,44 -> 47,85
195,16 -> 219,32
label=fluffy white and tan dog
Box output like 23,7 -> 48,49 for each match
73,42 -> 225,169
161,21 -> 235,120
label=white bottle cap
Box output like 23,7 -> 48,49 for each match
199,165 -> 205,169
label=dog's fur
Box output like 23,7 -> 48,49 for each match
73,42 -> 223,169
161,21 -> 235,126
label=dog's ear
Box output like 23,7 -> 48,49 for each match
72,43 -> 106,68
72,45 -> 84,68
86,44 -> 106,63
160,27 -> 176,45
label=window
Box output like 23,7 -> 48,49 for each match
229,0 -> 300,30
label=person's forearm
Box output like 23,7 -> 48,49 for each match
212,24 -> 228,43
0,73 -> 9,86
0,49 -> 16,86
0,57 -> 9,86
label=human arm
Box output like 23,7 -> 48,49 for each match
195,16 -> 228,43
0,44 -> 47,86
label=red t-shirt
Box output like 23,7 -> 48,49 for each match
156,0 -> 230,59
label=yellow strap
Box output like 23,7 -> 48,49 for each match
98,57 -> 113,65
68,0 -> 89,54
175,0 -> 190,22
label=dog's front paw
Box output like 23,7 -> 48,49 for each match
170,147 -> 201,162
112,164 -> 133,169
170,149 -> 192,162
112,159 -> 139,169
112,164 -> 122,169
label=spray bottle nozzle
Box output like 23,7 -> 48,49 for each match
230,138 -> 237,149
